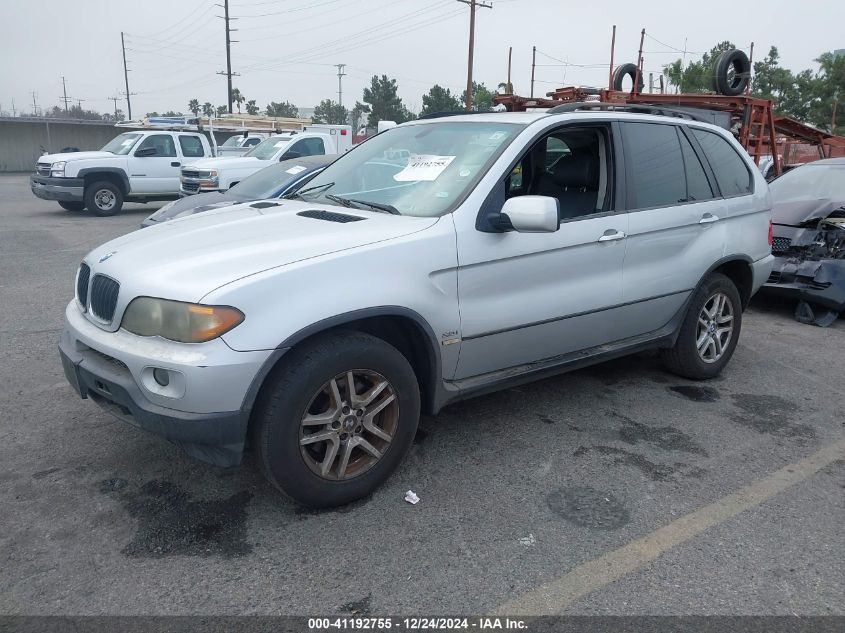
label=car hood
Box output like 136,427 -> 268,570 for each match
772,198 -> 845,227
186,156 -> 266,170
143,192 -> 236,225
40,151 -> 116,163
86,200 -> 439,302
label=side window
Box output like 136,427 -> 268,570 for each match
621,122 -> 685,209
245,138 -> 261,147
293,137 -> 325,157
691,128 -> 752,197
679,131 -> 714,201
136,134 -> 176,157
505,126 -> 611,220
178,135 -> 205,158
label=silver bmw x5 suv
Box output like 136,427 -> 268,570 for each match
60,108 -> 774,507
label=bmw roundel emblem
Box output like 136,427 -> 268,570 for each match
99,251 -> 116,263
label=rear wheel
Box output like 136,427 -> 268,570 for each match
253,331 -> 420,508
661,273 -> 742,379
58,201 -> 85,212
84,181 -> 123,216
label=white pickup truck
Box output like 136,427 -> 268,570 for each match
180,125 -> 352,195
31,130 -> 213,216
215,133 -> 270,157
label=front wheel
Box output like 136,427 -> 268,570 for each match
661,273 -> 742,379
58,201 -> 85,212
84,181 -> 124,216
253,331 -> 420,508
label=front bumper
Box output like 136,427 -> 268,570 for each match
30,175 -> 84,202
763,255 -> 845,312
59,301 -> 274,466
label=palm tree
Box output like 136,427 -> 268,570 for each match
188,99 -> 200,116
202,102 -> 214,117
231,88 -> 244,114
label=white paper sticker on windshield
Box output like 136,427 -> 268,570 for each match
274,140 -> 290,148
393,155 -> 456,182
286,165 -> 307,174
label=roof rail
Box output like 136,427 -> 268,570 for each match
547,102 -> 711,123
416,110 -> 488,120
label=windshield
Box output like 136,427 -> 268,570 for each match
295,121 -> 523,217
101,133 -> 143,155
230,161 -> 319,198
220,136 -> 243,148
769,164 -> 845,202
246,137 -> 291,160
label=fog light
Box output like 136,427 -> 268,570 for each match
153,368 -> 170,387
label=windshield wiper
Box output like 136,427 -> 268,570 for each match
283,181 -> 335,200
325,194 -> 400,215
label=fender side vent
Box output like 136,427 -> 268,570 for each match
297,210 -> 365,223
250,201 -> 282,209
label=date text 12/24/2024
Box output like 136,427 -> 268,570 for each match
308,617 -> 528,630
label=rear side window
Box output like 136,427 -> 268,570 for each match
179,135 -> 205,158
294,137 -> 326,157
691,128 -> 752,197
679,132 -> 714,201
622,122 -> 685,209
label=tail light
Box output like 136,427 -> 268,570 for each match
768,220 -> 773,247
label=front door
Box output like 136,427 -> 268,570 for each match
453,123 -> 628,379
131,134 -> 181,194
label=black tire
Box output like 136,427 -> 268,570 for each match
612,63 -> 644,93
661,273 -> 742,380
253,331 -> 420,508
712,49 -> 750,96
58,201 -> 85,212
83,181 -> 124,217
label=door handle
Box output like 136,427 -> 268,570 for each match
699,213 -> 719,224
171,161 -> 181,167
598,230 -> 626,242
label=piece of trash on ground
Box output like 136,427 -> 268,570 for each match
404,490 -> 420,505
518,534 -> 536,546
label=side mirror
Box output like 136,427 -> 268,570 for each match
496,196 -> 559,233
135,147 -> 157,157
281,151 -> 302,161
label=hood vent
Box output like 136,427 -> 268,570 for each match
250,201 -> 282,209
297,210 -> 365,223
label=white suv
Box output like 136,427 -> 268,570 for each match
59,108 -> 774,507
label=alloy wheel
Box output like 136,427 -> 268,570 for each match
696,292 -> 734,363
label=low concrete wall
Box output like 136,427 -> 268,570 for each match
0,118 -> 240,172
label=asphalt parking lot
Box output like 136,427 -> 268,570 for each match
1,172 -> 842,616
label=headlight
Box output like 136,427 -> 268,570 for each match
121,297 -> 244,343
51,161 -> 66,177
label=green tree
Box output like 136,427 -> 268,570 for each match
245,99 -> 259,115
312,99 -> 349,124
202,102 -> 215,117
266,101 -> 299,118
420,84 -> 463,116
664,41 -> 737,93
751,47 -> 813,120
188,99 -> 200,116
809,51 -> 845,132
362,75 -> 412,126
462,81 -> 494,111
216,105 -> 228,116
350,101 -> 370,131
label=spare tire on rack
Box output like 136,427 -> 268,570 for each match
712,49 -> 751,96
612,63 -> 644,93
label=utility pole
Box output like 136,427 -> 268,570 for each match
60,77 -> 71,113
121,32 -> 133,119
10,98 -> 16,117
457,0 -> 492,110
108,96 -> 120,118
30,91 -> 39,116
335,63 -> 346,107
530,45 -> 536,98
216,0 -> 238,113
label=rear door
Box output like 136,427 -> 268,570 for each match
130,134 -> 181,194
618,121 -> 725,331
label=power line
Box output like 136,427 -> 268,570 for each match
457,0 -> 492,110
